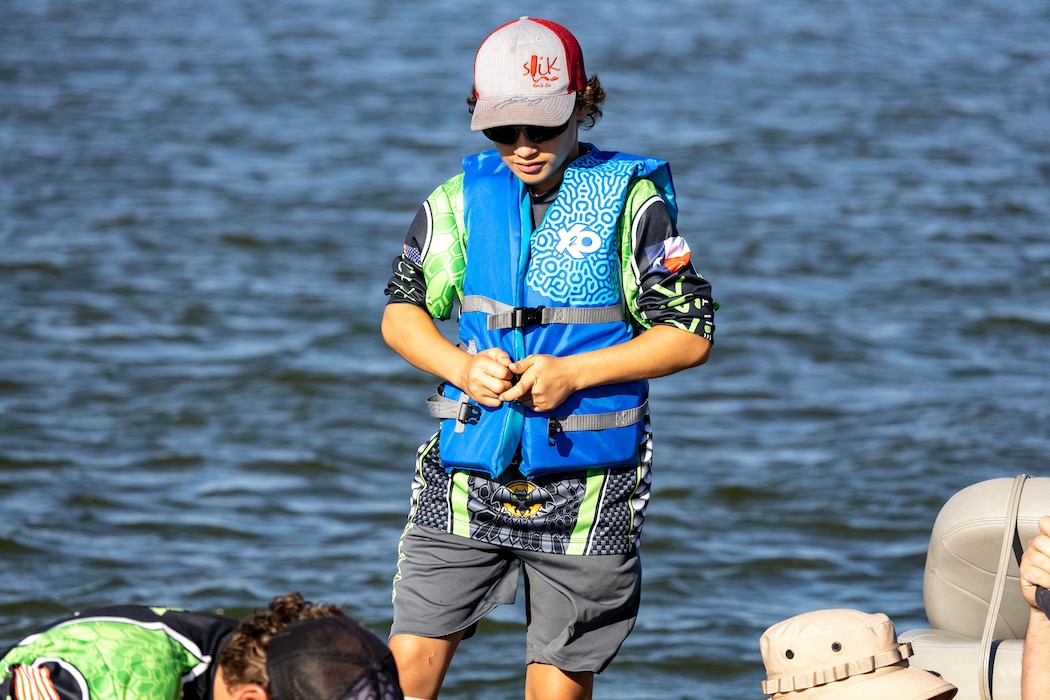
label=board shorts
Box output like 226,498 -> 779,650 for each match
391,523 -> 642,673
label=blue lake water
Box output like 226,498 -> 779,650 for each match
1,1 -> 1048,697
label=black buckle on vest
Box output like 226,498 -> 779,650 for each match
458,403 -> 481,425
547,418 -> 562,446
510,306 -> 545,328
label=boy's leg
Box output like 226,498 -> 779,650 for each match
389,630 -> 465,700
520,548 -> 641,682
525,663 -> 594,700
391,525 -> 520,697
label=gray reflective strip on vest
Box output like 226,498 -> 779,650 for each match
427,393 -> 460,419
427,394 -> 647,433
460,295 -> 624,330
427,393 -> 476,433
550,401 -> 647,433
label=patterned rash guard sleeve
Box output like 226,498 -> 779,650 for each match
621,180 -> 716,342
383,204 -> 430,309
383,175 -> 466,320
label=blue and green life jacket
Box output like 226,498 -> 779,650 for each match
428,146 -> 676,478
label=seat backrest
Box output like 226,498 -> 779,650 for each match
923,476 -> 1049,639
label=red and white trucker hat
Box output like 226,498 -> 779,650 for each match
470,17 -> 588,131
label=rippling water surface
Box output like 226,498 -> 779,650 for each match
2,1 -> 1048,697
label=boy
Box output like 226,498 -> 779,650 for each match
382,17 -> 715,700
0,592 -> 402,700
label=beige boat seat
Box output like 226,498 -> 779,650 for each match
899,475 -> 1049,700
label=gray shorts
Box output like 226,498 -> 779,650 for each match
391,524 -> 641,673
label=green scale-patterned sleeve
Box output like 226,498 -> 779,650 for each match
618,178 -> 715,342
419,174 -> 467,320
383,173 -> 467,321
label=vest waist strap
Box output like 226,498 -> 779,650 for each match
461,295 -> 625,330
428,393 -> 647,438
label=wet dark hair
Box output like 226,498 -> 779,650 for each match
466,75 -> 606,130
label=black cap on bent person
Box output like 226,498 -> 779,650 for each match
265,617 -> 403,700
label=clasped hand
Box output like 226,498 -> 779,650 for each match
459,348 -> 577,413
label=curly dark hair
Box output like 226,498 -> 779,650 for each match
217,592 -> 346,691
467,75 -> 606,130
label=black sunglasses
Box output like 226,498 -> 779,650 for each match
482,118 -> 572,145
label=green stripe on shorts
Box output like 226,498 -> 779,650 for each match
567,470 -> 607,555
451,469 -> 472,538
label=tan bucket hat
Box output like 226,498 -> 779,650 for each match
760,609 -> 957,699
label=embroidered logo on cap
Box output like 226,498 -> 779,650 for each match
523,54 -> 560,85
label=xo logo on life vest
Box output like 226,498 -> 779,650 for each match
528,221 -> 617,305
555,223 -> 601,259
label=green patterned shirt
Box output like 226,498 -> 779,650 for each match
0,606 -> 236,699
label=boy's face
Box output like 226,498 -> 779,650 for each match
492,106 -> 587,195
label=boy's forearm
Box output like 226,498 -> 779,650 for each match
568,324 -> 711,388
381,303 -> 467,386
1022,608 -> 1050,700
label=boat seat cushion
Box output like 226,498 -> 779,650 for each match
900,476 -> 1050,700
921,476 -> 1048,638
899,628 -> 1022,700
